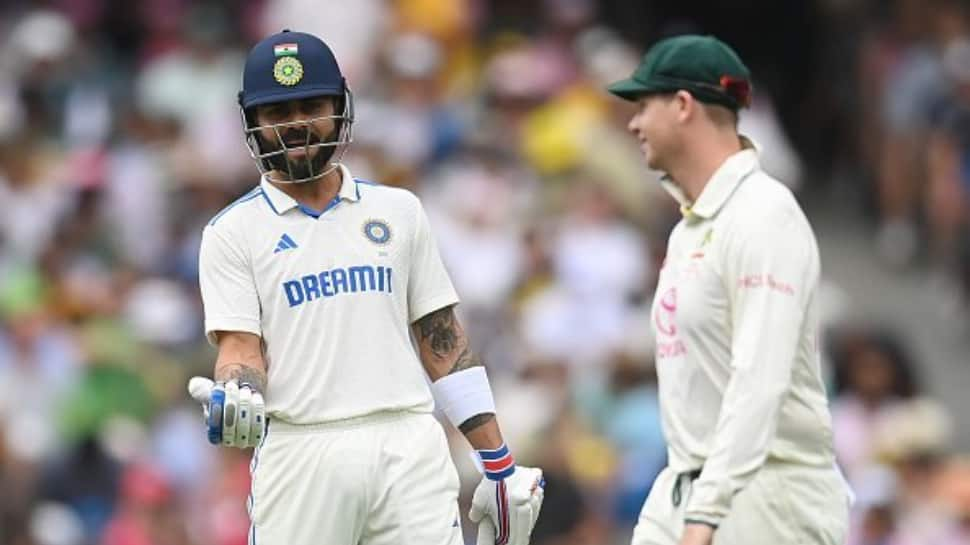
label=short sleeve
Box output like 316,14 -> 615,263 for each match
407,199 -> 460,323
199,225 -> 262,345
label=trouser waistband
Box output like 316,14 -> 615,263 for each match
266,410 -> 428,434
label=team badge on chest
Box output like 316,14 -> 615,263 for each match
363,219 -> 392,245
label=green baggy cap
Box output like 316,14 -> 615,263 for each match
607,34 -> 752,110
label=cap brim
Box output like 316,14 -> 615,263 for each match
242,84 -> 344,109
606,78 -> 652,101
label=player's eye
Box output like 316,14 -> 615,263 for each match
260,105 -> 288,121
302,99 -> 332,116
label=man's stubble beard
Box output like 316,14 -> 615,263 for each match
269,147 -> 331,180
261,126 -> 339,181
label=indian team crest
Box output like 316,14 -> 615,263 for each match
363,219 -> 392,245
273,56 -> 304,86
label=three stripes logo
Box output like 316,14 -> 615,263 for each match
274,233 -> 298,254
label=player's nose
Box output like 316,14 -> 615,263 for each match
280,112 -> 311,127
278,99 -> 314,125
627,114 -> 639,135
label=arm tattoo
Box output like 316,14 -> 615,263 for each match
451,346 -> 481,374
458,413 -> 494,434
216,363 -> 267,393
417,306 -> 460,358
415,308 -> 496,439
415,305 -> 484,374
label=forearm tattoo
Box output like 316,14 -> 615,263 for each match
416,307 -> 494,434
458,412 -> 495,434
415,305 -> 484,374
451,345 -> 481,374
216,363 -> 267,393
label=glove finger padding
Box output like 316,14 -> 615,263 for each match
509,502 -> 535,545
207,382 -> 226,445
510,468 -> 541,501
468,484 -> 487,523
526,473 -> 545,533
529,485 -> 544,528
222,381 -> 240,447
187,376 -> 215,428
236,386 -> 253,446
251,391 -> 265,446
475,517 -> 496,545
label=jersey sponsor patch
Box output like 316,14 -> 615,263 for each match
282,265 -> 393,307
737,274 -> 795,296
657,339 -> 687,359
654,287 -> 678,337
654,286 -> 687,359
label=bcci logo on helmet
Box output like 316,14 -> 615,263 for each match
273,56 -> 304,86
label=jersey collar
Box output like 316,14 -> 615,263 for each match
260,163 -> 360,215
661,136 -> 759,221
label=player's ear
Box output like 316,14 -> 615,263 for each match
674,90 -> 696,123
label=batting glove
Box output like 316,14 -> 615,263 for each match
468,444 -> 544,545
187,376 -> 265,448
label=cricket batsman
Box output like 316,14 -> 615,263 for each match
187,30 -> 543,545
606,35 -> 851,545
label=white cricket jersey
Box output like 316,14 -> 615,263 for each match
198,164 -> 459,424
651,140 -> 835,526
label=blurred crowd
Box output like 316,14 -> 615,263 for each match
855,0 -> 970,313
0,0 -> 968,544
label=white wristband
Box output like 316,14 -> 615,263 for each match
430,367 -> 496,429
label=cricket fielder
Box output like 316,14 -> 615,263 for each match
187,30 -> 543,545
606,35 -> 851,545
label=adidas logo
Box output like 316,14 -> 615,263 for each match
274,233 -> 298,254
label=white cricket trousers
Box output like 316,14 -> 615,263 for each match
248,411 -> 464,545
631,462 -> 850,545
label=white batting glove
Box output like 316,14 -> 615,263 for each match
187,376 -> 265,448
468,444 -> 544,545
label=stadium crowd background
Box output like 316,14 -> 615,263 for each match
1,0 -> 970,544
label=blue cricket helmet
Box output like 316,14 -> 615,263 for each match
239,29 -> 346,108
239,29 -> 354,183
